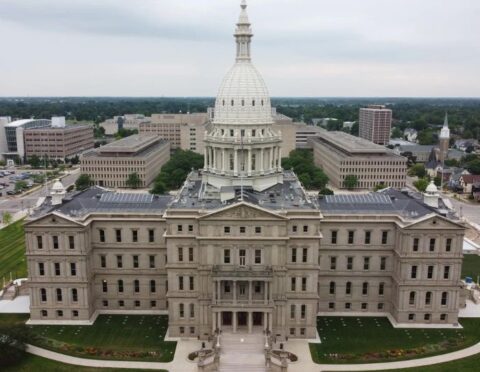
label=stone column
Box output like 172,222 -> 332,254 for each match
212,311 -> 216,333
268,311 -> 273,332
249,280 -> 253,303
217,280 -> 221,303
248,149 -> 252,175
233,280 -> 237,304
222,148 -> 226,173
204,147 -> 208,170
234,149 -> 238,175
260,148 -> 264,173
269,281 -> 273,302
264,281 -> 268,304
248,311 -> 253,333
264,312 -> 268,331
233,311 -> 237,333
270,147 -> 274,170
278,147 -> 281,169
218,312 -> 222,332
212,280 -> 216,304
213,147 -> 216,170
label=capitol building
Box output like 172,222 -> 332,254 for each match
25,1 -> 465,340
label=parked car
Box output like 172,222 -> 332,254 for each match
6,190 -> 16,195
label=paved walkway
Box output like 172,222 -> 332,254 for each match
25,337 -> 480,372
0,295 -> 29,313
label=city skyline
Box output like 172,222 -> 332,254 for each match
0,0 -> 479,97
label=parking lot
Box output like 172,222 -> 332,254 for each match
0,169 -> 38,197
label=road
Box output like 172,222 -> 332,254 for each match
0,169 -> 80,215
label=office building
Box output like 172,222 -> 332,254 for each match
359,105 -> 392,145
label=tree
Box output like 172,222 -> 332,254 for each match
319,187 -> 334,196
75,174 -> 93,191
417,129 -> 436,145
408,164 -> 427,178
14,181 -> 27,192
466,159 -> 480,175
2,211 -> 12,225
374,183 -> 388,191
445,159 -> 459,167
281,149 -> 329,190
0,324 -> 33,367
126,172 -> 142,189
391,127 -> 403,139
27,155 -> 41,168
32,174 -> 46,184
344,175 -> 358,189
150,180 -> 167,195
413,178 -> 429,192
70,154 -> 80,165
434,176 -> 442,187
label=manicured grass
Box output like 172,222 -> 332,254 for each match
0,219 -> 27,280
461,254 -> 480,281
3,354 -> 157,372
375,353 -> 480,372
310,317 -> 480,364
0,314 -> 176,362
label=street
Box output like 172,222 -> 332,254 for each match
0,169 -> 80,216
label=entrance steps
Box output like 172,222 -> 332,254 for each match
219,332 -> 266,372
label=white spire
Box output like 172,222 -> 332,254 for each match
440,112 -> 450,139
235,0 -> 253,61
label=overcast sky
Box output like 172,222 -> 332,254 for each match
0,0 -> 479,97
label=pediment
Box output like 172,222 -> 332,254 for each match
25,211 -> 85,228
199,202 -> 287,221
404,214 -> 465,230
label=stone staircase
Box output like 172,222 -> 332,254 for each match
219,332 -> 266,372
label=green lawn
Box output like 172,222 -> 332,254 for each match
310,317 -> 480,364
461,254 -> 480,280
0,219 -> 27,280
375,353 -> 480,372
4,354 -> 158,372
0,314 -> 176,362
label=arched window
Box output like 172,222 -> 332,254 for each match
425,291 -> 432,305
252,99 -> 256,106
118,280 -> 124,293
441,292 -> 448,306
150,280 -> 156,293
241,99 -> 245,106
409,291 -> 416,305
329,281 -> 335,294
71,288 -> 78,302
134,279 -> 140,293
222,100 -> 225,106
231,99 -> 234,106
56,288 -> 62,301
190,303 -> 195,318
261,99 -> 264,106
40,288 -> 47,302
362,282 -> 368,295
346,282 -> 352,295
179,303 -> 185,317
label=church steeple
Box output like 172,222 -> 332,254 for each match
235,0 -> 253,62
440,112 -> 450,139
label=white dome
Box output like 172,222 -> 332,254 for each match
51,179 -> 65,192
426,180 -> 438,194
213,62 -> 272,125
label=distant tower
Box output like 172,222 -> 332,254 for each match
439,113 -> 450,163
358,105 -> 392,145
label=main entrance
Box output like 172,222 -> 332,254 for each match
253,311 -> 263,326
237,312 -> 247,327
214,310 -> 272,333
222,311 -> 232,326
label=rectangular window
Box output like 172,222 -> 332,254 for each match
413,238 -> 419,252
54,262 -> 60,276
382,231 -> 388,245
345,302 -> 351,309
380,257 -> 387,271
179,277 -> 184,290
362,282 -> 368,295
379,282 -> 385,296
444,266 -> 450,279
56,288 -> 62,301
330,256 -> 337,270
347,256 -> 353,270
118,280 -> 124,293
363,257 -> 370,270
133,255 -> 139,268
149,255 -> 155,268
429,238 -> 436,252
301,277 -> 307,291
329,302 -> 335,309
331,230 -> 337,244
302,248 -> 308,263
132,230 -> 138,243
411,265 -> 417,279
70,262 -> 76,276
224,226 -> 230,234
290,304 -> 295,319
150,280 -> 156,293
38,262 -> 45,276
135,300 -> 140,307
151,300 -> 156,308
115,229 -> 122,243
301,304 -> 306,319
291,277 -> 296,291
364,231 -> 371,244
178,247 -> 183,262
239,249 -> 246,266
303,225 -> 308,233
361,303 -> 367,310
177,225 -> 183,232
116,255 -> 123,268
188,225 -> 193,232
348,230 -> 354,244
52,235 -> 59,249
292,225 -> 297,233
291,248 -> 297,263
119,300 -> 124,307
134,280 -> 140,293
446,238 -> 452,252
99,229 -> 105,243
189,247 -> 194,262
189,276 -> 194,290
148,229 -> 155,242
255,249 -> 262,264
240,226 -> 246,234
68,236 -> 75,249
102,280 -> 108,292
37,235 -> 43,249
224,249 -> 231,264
427,265 -> 434,279
255,227 -> 261,234
103,300 -> 108,307
290,328 -> 295,336
378,303 -> 384,310
100,255 -> 106,268
40,288 -> 47,302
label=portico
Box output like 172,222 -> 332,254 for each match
212,309 -> 273,334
